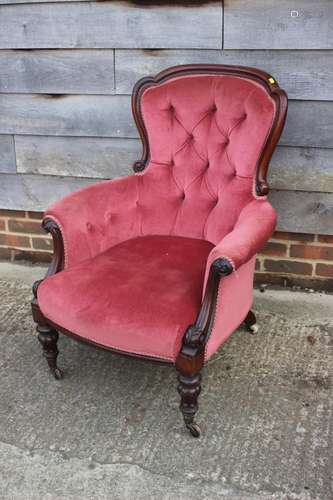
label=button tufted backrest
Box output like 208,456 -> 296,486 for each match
133,69 -> 281,245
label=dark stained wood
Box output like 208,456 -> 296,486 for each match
177,373 -> 202,437
37,324 -> 63,380
42,217 -> 64,276
131,63 -> 288,196
244,310 -> 258,334
175,257 -> 233,436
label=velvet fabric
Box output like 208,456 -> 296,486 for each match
40,72 -> 278,361
38,236 -> 213,361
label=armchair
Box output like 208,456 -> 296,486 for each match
31,65 -> 287,437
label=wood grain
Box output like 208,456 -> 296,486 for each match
0,94 -> 135,137
0,49 -> 115,94
224,0 -> 333,49
270,147 -> 333,192
15,135 -> 138,178
0,173 -> 96,211
115,49 -> 333,100
0,2 -> 222,49
280,101 -> 333,148
0,135 -> 16,173
269,190 -> 333,235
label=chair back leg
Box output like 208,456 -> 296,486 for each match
244,310 -> 258,334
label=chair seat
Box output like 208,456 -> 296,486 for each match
38,235 -> 214,361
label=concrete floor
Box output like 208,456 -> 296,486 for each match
0,262 -> 332,500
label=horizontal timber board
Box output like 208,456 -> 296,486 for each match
0,94 -> 136,137
0,173 -> 96,211
14,135 -> 333,193
269,146 -> 333,192
2,47 -> 333,100
280,101 -> 333,148
115,49 -> 333,101
0,50 -> 115,94
224,0 -> 333,49
15,136 -> 138,178
0,173 -> 332,234
0,2 -> 222,49
0,95 -> 332,148
0,135 -> 16,173
269,190 -> 333,235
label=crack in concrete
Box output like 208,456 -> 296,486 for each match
0,439 -> 283,500
0,438 -> 291,499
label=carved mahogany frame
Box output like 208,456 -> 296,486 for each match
32,64 -> 287,437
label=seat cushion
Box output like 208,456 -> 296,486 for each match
38,235 -> 214,361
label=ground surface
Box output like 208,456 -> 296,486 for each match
0,262 -> 332,500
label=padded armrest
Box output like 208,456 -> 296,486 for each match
45,176 -> 140,268
206,199 -> 277,275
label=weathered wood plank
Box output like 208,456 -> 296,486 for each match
15,135 -> 139,178
0,135 -> 16,173
269,191 -> 333,235
15,135 -> 333,193
0,94 -> 135,137
0,50 -> 115,94
2,47 -> 332,100
224,0 -> 333,49
0,95 -> 332,149
1,172 -> 332,234
0,2 -> 222,49
115,49 -> 333,101
0,173 -> 96,211
270,147 -> 333,192
280,101 -> 333,148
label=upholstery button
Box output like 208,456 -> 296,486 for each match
206,161 -> 210,169
169,104 -> 174,112
242,113 -> 247,120
188,134 -> 194,141
212,104 -> 217,112
181,192 -> 185,200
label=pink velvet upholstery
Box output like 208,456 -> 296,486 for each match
39,71 -> 278,362
38,236 -> 213,361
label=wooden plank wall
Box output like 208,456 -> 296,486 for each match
0,0 -> 332,234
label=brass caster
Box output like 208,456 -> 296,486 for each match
51,367 -> 64,380
248,323 -> 258,334
186,422 -> 201,438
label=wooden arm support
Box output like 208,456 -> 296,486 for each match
176,257 -> 233,373
31,218 -> 64,322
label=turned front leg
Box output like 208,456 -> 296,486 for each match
177,371 -> 202,437
37,324 -> 63,380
